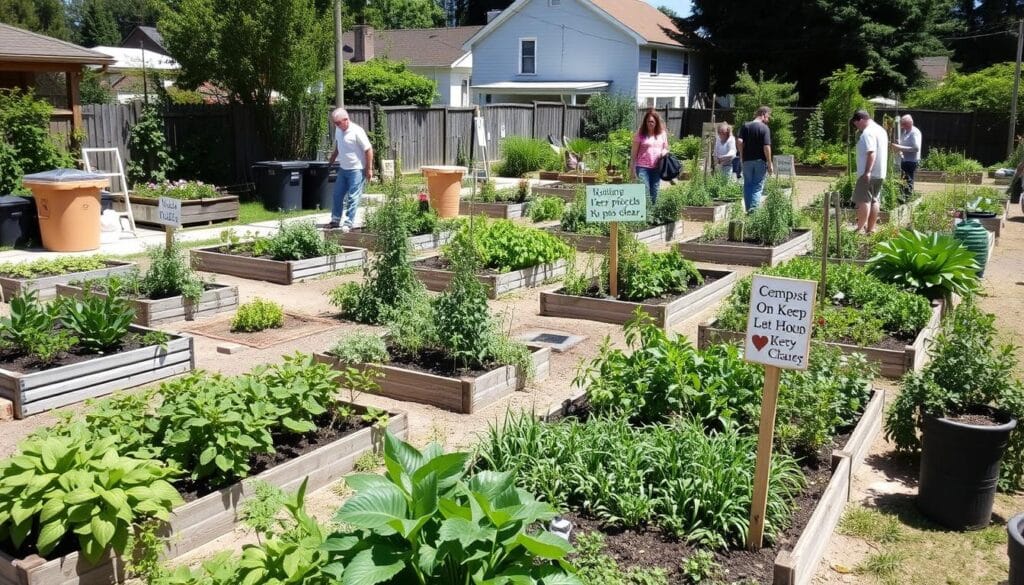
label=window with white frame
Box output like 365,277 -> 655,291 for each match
683,52 -> 690,75
519,38 -> 536,75
649,49 -> 658,74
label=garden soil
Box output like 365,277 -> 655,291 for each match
0,176 -> 972,582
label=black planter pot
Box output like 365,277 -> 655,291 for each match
1008,513 -> 1024,584
918,407 -> 1017,530
966,210 -> 998,219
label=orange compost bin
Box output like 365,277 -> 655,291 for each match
420,165 -> 467,218
22,169 -> 109,252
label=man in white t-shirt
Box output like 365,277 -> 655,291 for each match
327,108 -> 374,231
850,110 -> 888,234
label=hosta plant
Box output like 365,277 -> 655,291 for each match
866,229 -> 980,301
0,424 -> 181,564
59,287 -> 135,352
323,432 -> 580,584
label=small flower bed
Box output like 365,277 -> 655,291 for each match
135,179 -> 220,200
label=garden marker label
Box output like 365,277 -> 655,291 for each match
744,274 -> 816,370
773,154 -> 796,180
584,184 -> 647,223
155,197 -> 182,228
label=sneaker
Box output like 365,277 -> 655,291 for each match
326,221 -> 340,229
340,225 -> 351,233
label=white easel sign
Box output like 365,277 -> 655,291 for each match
744,274 -> 816,370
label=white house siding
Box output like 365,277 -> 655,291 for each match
636,46 -> 690,107
470,0 -> 639,103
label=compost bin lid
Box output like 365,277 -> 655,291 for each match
304,161 -> 337,169
22,168 -> 108,183
0,195 -> 32,207
253,161 -> 309,170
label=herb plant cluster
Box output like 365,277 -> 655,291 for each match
80,242 -> 205,304
912,185 -> 1007,233
920,148 -> 984,174
363,193 -> 443,237
474,179 -> 530,203
220,221 -> 341,261
662,172 -> 743,207
811,222 -> 901,260
446,218 -> 573,273
231,298 -> 285,332
528,196 -> 566,222
611,235 -> 704,301
135,179 -> 220,201
0,256 -> 111,279
716,258 -> 933,346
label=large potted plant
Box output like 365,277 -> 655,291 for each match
885,299 -> 1024,530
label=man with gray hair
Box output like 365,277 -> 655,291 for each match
891,114 -> 922,197
327,107 -> 374,231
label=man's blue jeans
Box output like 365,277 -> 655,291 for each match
635,166 -> 660,204
742,159 -> 768,212
332,168 -> 365,226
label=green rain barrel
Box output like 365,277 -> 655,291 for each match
953,218 -> 989,277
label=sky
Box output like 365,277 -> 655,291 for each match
643,0 -> 691,17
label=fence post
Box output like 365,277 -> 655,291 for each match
532,102 -> 538,140
561,103 -> 567,141
442,107 -> 448,164
968,111 -> 977,160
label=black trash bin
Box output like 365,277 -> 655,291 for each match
0,195 -> 41,248
252,161 -> 308,211
100,190 -> 116,212
302,162 -> 338,210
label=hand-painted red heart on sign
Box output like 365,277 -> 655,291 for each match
751,335 -> 769,351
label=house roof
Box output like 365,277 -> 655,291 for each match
464,0 -> 695,51
0,22 -> 115,66
342,26 -> 481,68
131,26 -> 165,48
90,46 -> 180,70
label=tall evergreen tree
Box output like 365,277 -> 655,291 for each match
0,0 -> 72,39
950,0 -> 1024,72
80,0 -> 122,46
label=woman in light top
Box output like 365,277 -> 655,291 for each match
714,122 -> 737,179
630,109 -> 669,203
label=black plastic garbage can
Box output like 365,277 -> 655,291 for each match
302,162 -> 338,210
0,195 -> 41,248
252,161 -> 308,211
100,190 -> 116,212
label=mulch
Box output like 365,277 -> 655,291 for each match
182,312 -> 340,349
0,334 -> 151,374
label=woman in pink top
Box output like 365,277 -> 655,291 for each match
630,110 -> 669,203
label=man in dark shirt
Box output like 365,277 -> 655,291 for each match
736,106 -> 775,211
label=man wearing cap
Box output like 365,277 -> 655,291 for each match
327,107 -> 374,232
851,110 -> 888,234
891,115 -> 922,197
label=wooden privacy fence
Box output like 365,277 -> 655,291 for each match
59,102 -> 1012,186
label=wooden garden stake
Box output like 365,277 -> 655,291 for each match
743,275 -> 817,550
609,221 -> 618,298
819,191 -> 830,310
584,185 -> 645,298
156,196 -> 181,250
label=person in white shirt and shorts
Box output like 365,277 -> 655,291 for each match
327,108 -> 374,231
850,110 -> 887,234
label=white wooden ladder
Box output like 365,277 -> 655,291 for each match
81,147 -> 137,235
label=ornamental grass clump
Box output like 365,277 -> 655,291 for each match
497,136 -> 561,177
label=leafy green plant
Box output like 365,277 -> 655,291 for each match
886,299 -> 1024,490
329,332 -> 389,365
573,531 -> 669,585
920,148 -> 984,174
0,88 -> 73,176
866,230 -> 981,301
0,256 -> 110,279
498,136 -> 561,177
0,425 -> 181,564
0,139 -> 23,194
127,105 -> 175,184
733,68 -> 798,153
363,192 -> 439,237
432,232 -> 495,369
614,240 -> 703,301
265,220 -> 341,261
747,183 -> 795,245
582,93 -> 637,141
671,135 -> 703,161
231,298 -> 285,332
323,432 -> 580,584
820,65 -> 873,144
528,196 -> 566,222
59,287 -> 135,352
140,241 -> 204,302
447,218 -> 573,273
681,549 -> 721,584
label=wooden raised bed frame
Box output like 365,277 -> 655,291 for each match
314,346 -> 551,414
697,301 -> 943,378
540,269 -> 737,329
0,261 -> 136,301
0,325 -> 194,418
915,169 -> 984,185
548,221 -> 683,252
676,229 -> 813,267
459,200 -> 528,219
55,283 -> 239,326
413,259 -> 566,299
326,229 -> 453,253
825,197 -> 922,226
681,202 -> 732,223
0,409 -> 409,585
190,246 -> 366,284
122,195 -> 240,227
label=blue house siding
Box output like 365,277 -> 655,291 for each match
470,0 -> 640,97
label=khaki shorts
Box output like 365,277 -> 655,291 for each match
853,176 -> 884,203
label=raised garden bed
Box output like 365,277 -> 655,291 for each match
824,197 -> 922,226
538,171 -> 561,180
459,200 -> 528,219
314,346 -> 550,414
0,408 -> 409,585
676,228 -> 813,267
531,182 -> 579,202
118,194 -> 240,227
795,164 -> 845,177
413,257 -> 566,299
326,228 -> 453,252
547,220 -> 683,252
190,245 -> 366,284
0,326 -> 194,418
681,201 -> 732,222
539,268 -> 736,328
697,300 -> 943,378
557,172 -> 598,184
916,169 -> 984,184
54,283 -> 239,326
0,260 -> 136,301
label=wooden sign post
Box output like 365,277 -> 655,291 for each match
155,196 -> 182,251
743,274 -> 817,550
585,184 -> 647,298
772,154 -> 796,182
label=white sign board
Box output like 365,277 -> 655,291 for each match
585,184 -> 647,223
155,197 -> 182,228
474,116 -> 487,147
773,155 -> 796,179
381,159 -> 395,181
744,274 -> 816,370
